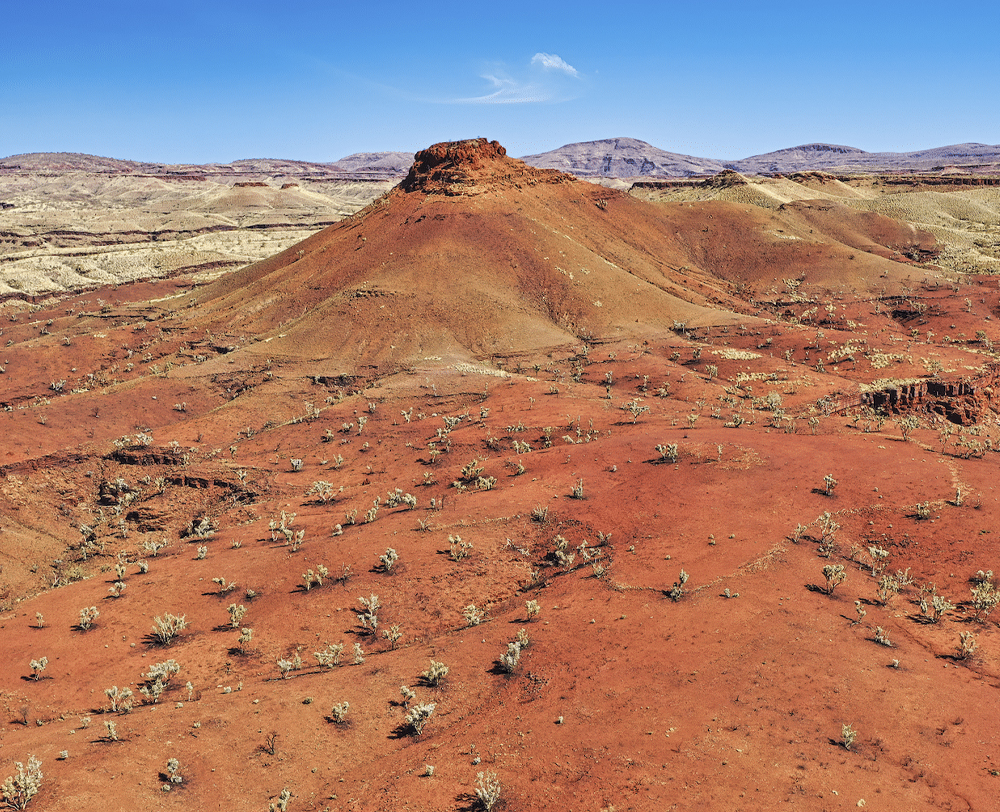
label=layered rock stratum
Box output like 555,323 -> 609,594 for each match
0,153 -> 404,296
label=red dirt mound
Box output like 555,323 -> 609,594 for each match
187,139 -> 749,369
182,139 -> 939,373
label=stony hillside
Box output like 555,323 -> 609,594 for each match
520,137 -> 725,178
188,139 -> 938,370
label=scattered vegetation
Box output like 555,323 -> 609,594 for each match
874,626 -> 892,647
77,606 -> 99,631
497,641 -> 522,673
105,686 -> 134,713
7,182 -> 1000,808
28,658 -> 47,681
227,603 -> 247,628
463,604 -> 485,627
404,702 -> 435,736
314,642 -> 344,669
269,788 -> 291,812
822,474 -> 838,496
379,548 -> 399,573
164,758 -> 183,785
330,702 -> 350,725
357,594 -> 381,635
449,534 -> 473,561
667,570 -> 689,602
957,631 -> 977,660
655,443 -> 679,463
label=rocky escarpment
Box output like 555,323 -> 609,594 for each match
877,174 -> 1000,188
399,138 -> 572,195
630,169 -> 750,192
859,365 -> 1000,426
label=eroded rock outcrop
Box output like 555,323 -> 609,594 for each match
399,138 -> 571,195
862,368 -> 1000,425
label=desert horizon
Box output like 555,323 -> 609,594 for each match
5,135 -> 1000,174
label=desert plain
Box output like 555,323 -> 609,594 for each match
1,137 -> 1000,810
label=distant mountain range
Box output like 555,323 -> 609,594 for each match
0,151 -> 414,179
520,137 -> 725,177
523,138 -> 1000,177
722,142 -> 1000,176
4,139 -> 1000,179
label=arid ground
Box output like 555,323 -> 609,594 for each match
2,139 -> 1000,811
0,154 -> 396,297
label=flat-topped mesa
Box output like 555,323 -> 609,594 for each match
399,137 -> 570,195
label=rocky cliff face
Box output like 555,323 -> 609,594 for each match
400,138 -> 572,195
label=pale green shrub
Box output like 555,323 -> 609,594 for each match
405,702 -> 435,735
105,686 -> 134,713
822,564 -> 846,594
498,642 -> 521,673
314,642 -> 344,668
357,594 -> 380,635
422,660 -> 448,686
667,570 -> 689,601
227,604 -> 247,628
449,535 -> 472,561
77,606 -> 99,631
28,658 -> 47,681
475,770 -> 502,811
463,604 -> 484,627
165,758 -> 182,784
151,613 -> 188,645
1,755 -> 42,809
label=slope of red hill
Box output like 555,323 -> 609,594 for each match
184,139 -> 937,372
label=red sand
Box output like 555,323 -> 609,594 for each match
1,140 -> 999,811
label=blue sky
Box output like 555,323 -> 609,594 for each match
4,0 -> 998,163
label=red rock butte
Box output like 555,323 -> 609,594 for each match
399,138 -> 570,194
182,138 -> 936,374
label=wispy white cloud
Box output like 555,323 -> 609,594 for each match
452,72 -> 549,105
531,52 -> 579,77
445,53 -> 582,105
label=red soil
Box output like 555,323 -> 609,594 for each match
1,139 -> 999,811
